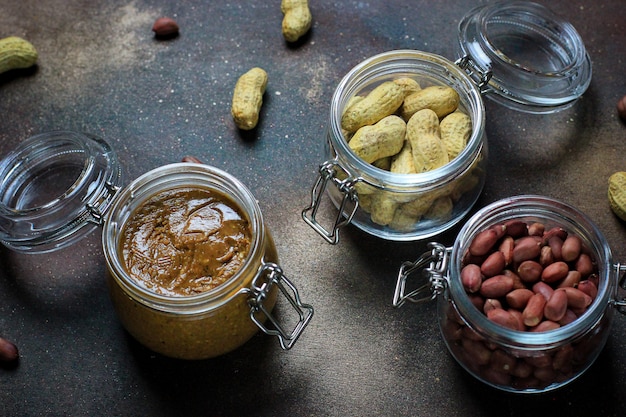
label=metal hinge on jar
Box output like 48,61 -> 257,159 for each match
613,263 -> 626,315
245,262 -> 314,350
85,181 -> 121,225
302,160 -> 360,244
455,55 -> 493,95
393,242 -> 450,308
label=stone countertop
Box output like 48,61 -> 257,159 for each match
0,1 -> 625,416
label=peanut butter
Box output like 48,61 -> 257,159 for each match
120,187 -> 252,296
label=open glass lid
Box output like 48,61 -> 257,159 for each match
0,131 -> 122,253
457,1 -> 592,113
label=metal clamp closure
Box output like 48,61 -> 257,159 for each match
302,160 -> 359,244
393,242 -> 450,308
245,262 -> 314,350
455,55 -> 493,95
86,181 -> 121,225
613,263 -> 626,315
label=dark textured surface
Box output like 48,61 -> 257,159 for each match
0,1 -> 625,416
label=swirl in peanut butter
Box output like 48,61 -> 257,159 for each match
121,188 -> 251,296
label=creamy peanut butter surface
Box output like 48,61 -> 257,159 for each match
120,188 -> 251,296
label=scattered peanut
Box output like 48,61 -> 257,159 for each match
445,218 -> 604,390
0,337 -> 18,364
152,17 -> 179,38
281,0 -> 312,42
231,67 -> 268,130
608,171 -> 626,221
617,95 -> 626,121
182,155 -> 202,164
0,36 -> 38,75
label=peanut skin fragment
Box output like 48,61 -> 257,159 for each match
231,67 -> 268,130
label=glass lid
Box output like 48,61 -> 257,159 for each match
457,1 -> 592,113
0,131 -> 122,253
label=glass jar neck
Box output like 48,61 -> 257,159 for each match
102,163 -> 267,315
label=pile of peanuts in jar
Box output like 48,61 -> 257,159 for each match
442,219 -> 610,390
339,78 -> 481,230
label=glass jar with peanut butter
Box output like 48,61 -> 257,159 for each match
102,163 -> 313,359
0,131 -> 313,360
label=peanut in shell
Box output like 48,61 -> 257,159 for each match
608,171 -> 626,221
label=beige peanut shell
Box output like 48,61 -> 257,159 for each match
281,0 -> 312,42
401,85 -> 460,121
341,81 -> 404,132
609,171 -> 626,221
440,111 -> 472,160
406,109 -> 449,172
231,67 -> 268,130
348,115 -> 406,163
0,36 -> 38,75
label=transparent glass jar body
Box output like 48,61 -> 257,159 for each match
440,195 -> 617,393
305,50 -> 487,242
102,163 -> 280,360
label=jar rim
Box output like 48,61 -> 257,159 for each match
449,195 -> 614,348
102,162 -> 266,313
329,49 -> 486,192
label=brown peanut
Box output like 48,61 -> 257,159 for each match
480,275 -> 514,299
505,288 -> 534,310
561,235 -> 582,262
0,337 -> 18,363
517,260 -> 542,283
522,293 -> 547,327
541,261 -> 569,284
461,263 -> 483,293
481,251 -> 506,277
544,289 -> 568,322
152,17 -> 179,38
512,236 -> 542,263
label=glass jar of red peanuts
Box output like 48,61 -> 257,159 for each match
394,195 -> 626,393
